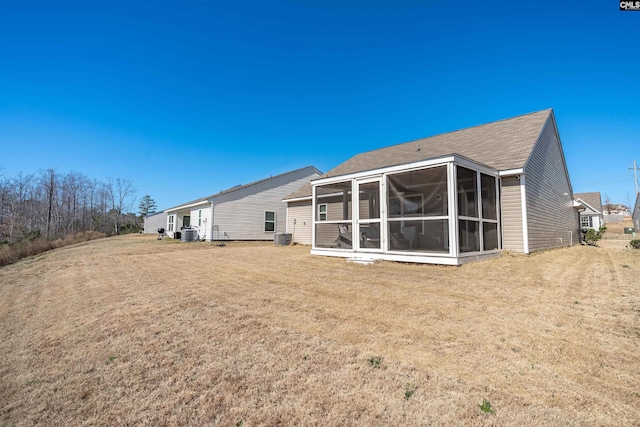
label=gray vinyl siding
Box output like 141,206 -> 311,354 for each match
500,177 -> 525,252
524,116 -> 580,252
143,211 -> 167,234
211,172 -> 320,240
286,200 -> 313,244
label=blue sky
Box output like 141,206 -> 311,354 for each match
1,1 -> 639,211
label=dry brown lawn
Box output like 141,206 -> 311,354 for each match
1,235 -> 639,426
603,217 -> 634,235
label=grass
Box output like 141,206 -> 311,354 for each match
0,231 -> 105,267
0,234 -> 639,425
368,356 -> 384,368
404,383 -> 417,400
479,398 -> 496,414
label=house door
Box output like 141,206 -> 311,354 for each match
355,178 -> 383,252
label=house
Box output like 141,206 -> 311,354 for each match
573,192 -> 603,230
143,211 -> 167,234
285,109 -> 581,265
163,166 -> 321,241
633,193 -> 640,232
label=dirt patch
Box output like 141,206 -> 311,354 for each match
1,234 -> 639,425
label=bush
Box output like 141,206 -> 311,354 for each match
0,231 -> 106,267
582,226 -> 607,246
630,240 -> 640,249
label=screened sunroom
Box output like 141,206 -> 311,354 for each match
311,156 -> 501,265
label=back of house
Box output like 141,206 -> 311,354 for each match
285,109 -> 581,265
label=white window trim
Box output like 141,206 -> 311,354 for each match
264,211 -> 276,233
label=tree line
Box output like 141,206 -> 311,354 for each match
0,169 -> 139,244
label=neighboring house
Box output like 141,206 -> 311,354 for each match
164,166 -> 321,241
143,211 -> 167,234
285,109 -> 580,265
573,192 -> 603,230
633,193 -> 640,232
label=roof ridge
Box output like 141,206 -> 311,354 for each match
206,165 -> 320,199
352,108 -> 553,158
165,166 -> 320,210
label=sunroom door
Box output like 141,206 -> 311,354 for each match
356,178 -> 382,252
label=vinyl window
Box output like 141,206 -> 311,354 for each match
265,211 -> 276,232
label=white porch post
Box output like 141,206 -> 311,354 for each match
447,162 -> 458,258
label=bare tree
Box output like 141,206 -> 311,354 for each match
44,169 -> 56,239
603,194 -> 615,214
106,178 -> 137,235
0,169 -> 139,243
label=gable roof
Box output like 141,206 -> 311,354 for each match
574,192 -> 603,213
323,109 -> 553,179
283,182 -> 314,201
166,166 -> 321,211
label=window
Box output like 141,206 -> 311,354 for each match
457,166 -> 477,218
386,166 -> 449,253
183,216 -> 190,227
168,215 -> 174,232
198,210 -> 202,227
457,167 -> 499,253
264,211 -> 276,232
581,215 -> 592,228
314,181 -> 353,249
389,194 -> 424,216
318,204 -> 327,221
481,174 -> 497,220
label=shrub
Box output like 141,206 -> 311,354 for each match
630,240 -> 640,249
0,232 -> 106,267
582,226 -> 606,246
404,383 -> 417,400
479,398 -> 496,414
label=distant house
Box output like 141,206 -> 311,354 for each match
633,193 -> 640,232
163,166 -> 321,241
285,109 -> 581,265
574,192 -> 603,230
143,211 -> 167,234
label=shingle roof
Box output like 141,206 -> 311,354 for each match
574,192 -> 603,213
323,109 -> 552,179
283,182 -> 314,201
167,166 -> 320,211
284,109 -> 553,200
